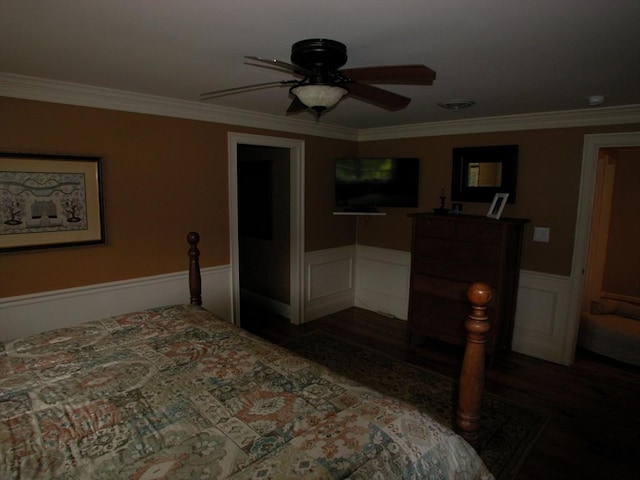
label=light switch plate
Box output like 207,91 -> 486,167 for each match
533,227 -> 550,242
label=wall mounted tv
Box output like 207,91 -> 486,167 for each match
335,157 -> 419,212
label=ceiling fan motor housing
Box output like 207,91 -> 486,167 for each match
291,39 -> 347,82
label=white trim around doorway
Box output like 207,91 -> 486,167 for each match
563,131 -> 640,365
228,133 -> 305,326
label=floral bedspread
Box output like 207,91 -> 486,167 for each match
0,304 -> 493,479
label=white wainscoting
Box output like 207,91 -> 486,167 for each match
303,244 -> 411,321
304,245 -> 356,321
354,245 -> 411,320
0,265 -> 233,342
2,247 -> 572,364
302,245 -> 572,364
511,270 -> 572,364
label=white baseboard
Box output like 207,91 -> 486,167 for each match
0,265 -> 232,342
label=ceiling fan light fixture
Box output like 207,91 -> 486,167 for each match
291,84 -> 348,110
438,99 -> 476,110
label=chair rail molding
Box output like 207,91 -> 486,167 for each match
0,241 -> 587,365
0,266 -> 232,342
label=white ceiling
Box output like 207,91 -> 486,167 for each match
1,0 -> 639,130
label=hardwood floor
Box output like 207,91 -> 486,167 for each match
241,306 -> 640,480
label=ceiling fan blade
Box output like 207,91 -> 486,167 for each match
244,56 -> 314,76
341,65 -> 436,85
200,81 -> 292,101
347,82 -> 411,111
286,97 -> 308,114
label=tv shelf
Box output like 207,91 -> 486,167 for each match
333,211 -> 386,216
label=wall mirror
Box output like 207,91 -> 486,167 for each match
451,145 -> 518,203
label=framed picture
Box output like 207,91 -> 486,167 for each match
0,152 -> 105,252
487,193 -> 509,219
451,145 -> 518,204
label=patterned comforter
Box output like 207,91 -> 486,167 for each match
0,304 -> 493,479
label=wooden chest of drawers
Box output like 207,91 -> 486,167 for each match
407,213 -> 528,354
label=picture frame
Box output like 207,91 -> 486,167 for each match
451,145 -> 518,204
487,192 -> 509,219
0,152 -> 105,252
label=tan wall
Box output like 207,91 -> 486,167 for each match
0,97 -> 357,297
356,127 -> 638,275
1,96 -> 636,297
304,137 -> 359,250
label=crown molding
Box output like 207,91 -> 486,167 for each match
0,73 -> 358,141
2,73 -> 639,142
357,104 -> 640,141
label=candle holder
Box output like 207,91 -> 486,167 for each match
433,195 -> 450,215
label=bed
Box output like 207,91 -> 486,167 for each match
0,232 -> 494,479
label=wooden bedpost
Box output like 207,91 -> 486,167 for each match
187,232 -> 202,306
456,281 -> 492,449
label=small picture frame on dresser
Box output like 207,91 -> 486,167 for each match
487,193 -> 509,219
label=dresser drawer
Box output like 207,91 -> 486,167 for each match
408,293 -> 470,345
414,216 -> 455,239
457,221 -> 504,245
412,255 -> 499,284
408,291 -> 497,347
412,237 -> 502,264
410,274 -> 469,300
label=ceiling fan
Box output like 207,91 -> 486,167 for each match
200,38 -> 436,116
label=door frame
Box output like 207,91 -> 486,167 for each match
563,131 -> 640,364
228,133 -> 305,326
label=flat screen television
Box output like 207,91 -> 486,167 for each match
335,157 -> 419,211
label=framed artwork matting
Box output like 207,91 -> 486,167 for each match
0,152 -> 105,252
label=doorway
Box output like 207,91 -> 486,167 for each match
228,133 -> 305,327
582,146 -> 640,310
564,131 -> 640,365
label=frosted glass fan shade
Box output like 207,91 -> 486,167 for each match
291,84 -> 348,108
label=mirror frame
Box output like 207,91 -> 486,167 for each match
451,145 -> 518,203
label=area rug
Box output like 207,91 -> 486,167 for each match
283,330 -> 548,480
